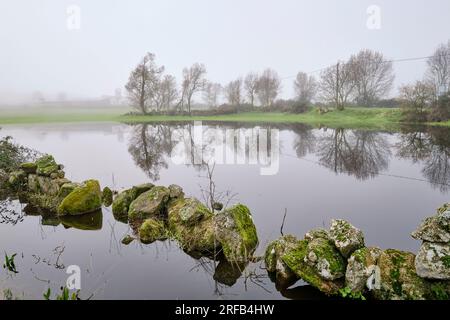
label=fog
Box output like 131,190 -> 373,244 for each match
0,0 -> 449,105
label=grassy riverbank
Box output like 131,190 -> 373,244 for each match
1,106 -> 449,129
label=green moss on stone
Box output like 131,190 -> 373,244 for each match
128,186 -> 170,221
57,179 -> 102,216
35,155 -> 59,176
112,183 -> 154,218
139,218 -> 167,244
102,187 -> 113,207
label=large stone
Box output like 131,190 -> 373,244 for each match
111,183 -> 154,219
282,239 -> 344,296
168,184 -> 184,199
57,182 -> 80,201
168,198 -> 210,227
20,162 -> 37,174
303,236 -> 346,281
415,242 -> 450,280
412,210 -> 450,243
372,249 -> 431,300
345,247 -> 382,293
214,204 -> 259,264
265,235 -> 300,289
28,174 -> 60,196
167,198 -> 217,254
57,179 -> 102,216
35,155 -> 59,176
329,219 -> 365,258
128,186 -> 170,221
138,218 -> 167,244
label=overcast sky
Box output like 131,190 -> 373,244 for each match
0,0 -> 449,103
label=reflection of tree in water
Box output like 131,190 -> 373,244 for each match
397,127 -> 450,192
315,128 -> 391,180
292,124 -> 317,158
128,124 -> 176,181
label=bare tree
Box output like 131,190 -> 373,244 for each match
125,53 -> 164,114
180,63 -> 207,114
319,61 -> 355,110
348,49 -> 395,107
224,78 -> 243,106
426,40 -> 450,97
256,69 -> 281,107
154,75 -> 178,111
400,81 -> 435,122
203,82 -> 222,108
244,72 -> 259,107
293,72 -> 317,104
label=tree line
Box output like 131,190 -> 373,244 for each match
125,40 -> 449,121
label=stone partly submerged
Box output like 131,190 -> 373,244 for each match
329,219 -> 365,258
111,183 -> 154,221
57,180 -> 102,216
128,186 -> 170,221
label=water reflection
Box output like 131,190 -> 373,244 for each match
397,126 -> 450,192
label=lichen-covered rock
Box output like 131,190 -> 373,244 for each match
304,228 -> 330,241
102,187 -> 113,207
412,210 -> 450,243
168,184 -> 184,199
167,199 -> 217,254
128,186 -> 170,221
415,242 -> 450,280
214,204 -> 258,263
265,235 -> 300,289
20,162 -> 37,174
35,155 -> 59,176
329,219 -> 365,258
57,180 -> 102,216
28,174 -> 60,196
168,198 -> 211,227
282,239 -> 344,295
303,236 -> 346,281
111,183 -> 154,218
372,249 -> 430,300
139,218 -> 167,244
345,247 -> 382,293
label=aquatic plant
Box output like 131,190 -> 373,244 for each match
3,252 -> 18,273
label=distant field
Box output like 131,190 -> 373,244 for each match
1,106 -> 449,129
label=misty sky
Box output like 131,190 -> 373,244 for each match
0,0 -> 449,103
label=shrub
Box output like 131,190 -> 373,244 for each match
428,92 -> 450,122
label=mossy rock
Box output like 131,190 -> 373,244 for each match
57,183 -> 80,201
111,183 -> 154,218
265,235 -> 300,289
102,187 -> 113,207
28,174 -> 61,196
26,193 -> 60,212
329,219 -> 365,258
20,162 -> 37,174
128,186 -> 170,221
282,239 -> 344,296
168,184 -> 184,199
168,198 -> 212,227
372,249 -> 432,300
60,209 -> 103,230
35,155 -> 59,176
215,204 -> 259,264
345,247 -> 382,293
304,237 -> 346,281
121,235 -> 135,245
304,228 -> 330,241
138,218 -> 167,244
412,210 -> 450,243
57,180 -> 102,216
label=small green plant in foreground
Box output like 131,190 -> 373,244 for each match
3,252 -> 18,273
43,287 -> 80,300
339,286 -> 366,300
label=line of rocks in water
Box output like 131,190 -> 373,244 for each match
1,154 -> 448,299
1,154 -> 259,267
265,210 -> 450,300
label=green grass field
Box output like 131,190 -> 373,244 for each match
1,106 -> 449,129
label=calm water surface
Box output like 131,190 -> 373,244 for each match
0,122 -> 449,299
